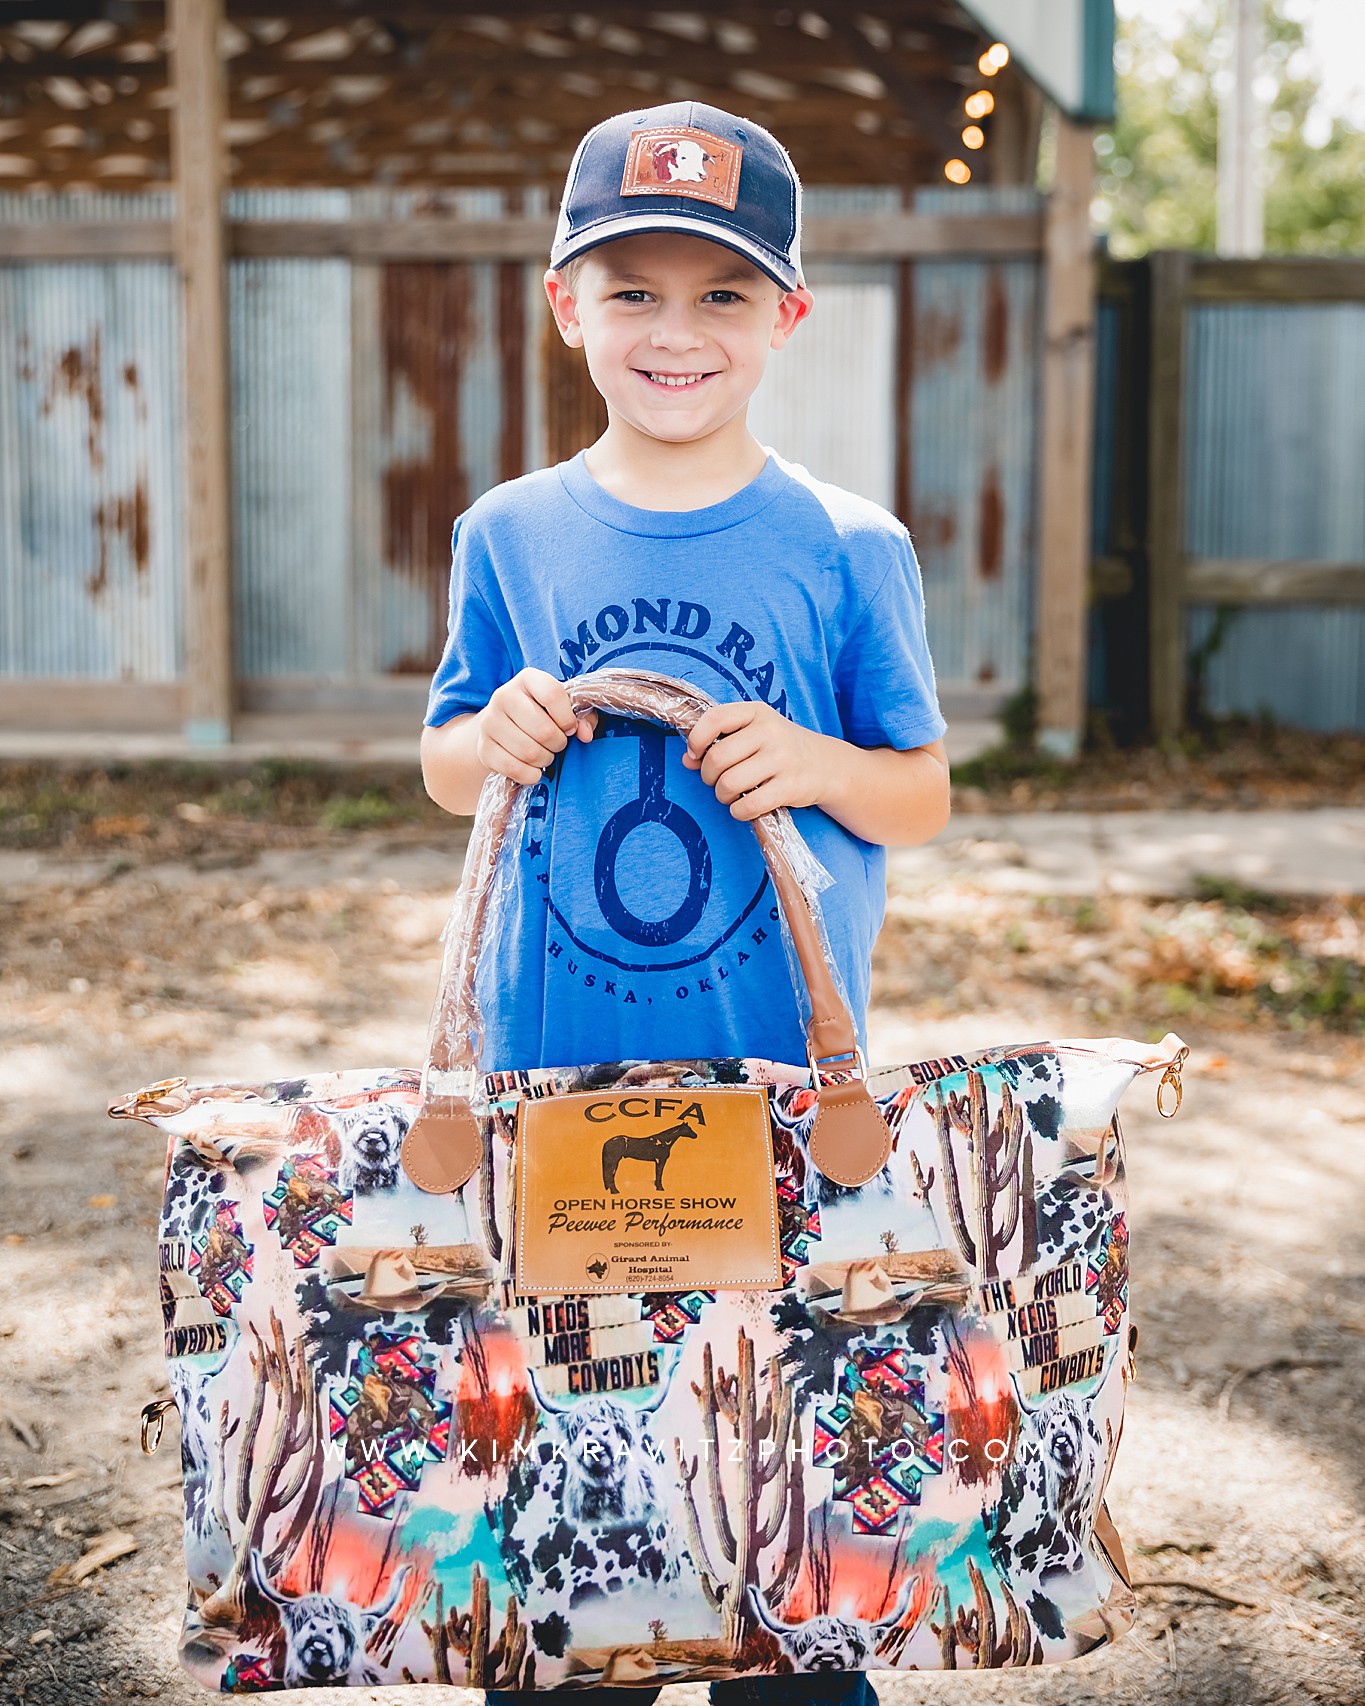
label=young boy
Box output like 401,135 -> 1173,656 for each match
421,102 -> 949,1704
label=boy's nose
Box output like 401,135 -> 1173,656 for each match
649,309 -> 704,353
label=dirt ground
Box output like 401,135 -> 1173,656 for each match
2,802 -> 1363,1705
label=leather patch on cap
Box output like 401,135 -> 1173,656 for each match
621,125 -> 742,210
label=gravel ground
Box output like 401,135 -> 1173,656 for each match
1,826 -> 1363,1705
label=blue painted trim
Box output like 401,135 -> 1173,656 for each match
1081,0 -> 1117,122
184,719 -> 233,746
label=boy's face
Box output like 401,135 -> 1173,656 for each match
544,232 -> 812,447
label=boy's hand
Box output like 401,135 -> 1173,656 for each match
682,700 -> 832,821
475,667 -> 596,785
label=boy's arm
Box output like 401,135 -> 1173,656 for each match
422,667 -> 597,816
682,701 -> 950,847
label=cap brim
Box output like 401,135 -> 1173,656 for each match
551,213 -> 800,291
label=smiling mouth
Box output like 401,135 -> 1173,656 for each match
639,370 -> 714,388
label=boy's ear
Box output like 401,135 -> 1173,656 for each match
544,267 -> 584,349
770,285 -> 814,351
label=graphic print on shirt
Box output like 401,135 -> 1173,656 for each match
522,593 -> 796,1017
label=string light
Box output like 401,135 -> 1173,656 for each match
977,41 -> 1009,75
944,158 -> 971,183
962,124 -> 985,149
964,90 -> 995,119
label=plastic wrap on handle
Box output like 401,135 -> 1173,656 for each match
424,667 -> 861,1083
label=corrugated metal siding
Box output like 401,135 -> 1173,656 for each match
229,255 -> 352,677
354,257 -> 533,677
0,191 -> 174,221
2,185 -> 1048,702
907,252 -> 1041,692
914,186 -> 1043,693
1185,302 -> 1365,559
0,257 -> 183,679
753,185 -> 1045,697
1188,605 -> 1365,732
747,258 -> 899,510
1184,300 -> 1365,730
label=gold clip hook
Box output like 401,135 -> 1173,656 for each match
1156,1061 -> 1184,1118
140,1397 -> 177,1455
109,1077 -> 191,1120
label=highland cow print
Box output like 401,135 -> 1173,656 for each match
334,1104 -> 411,1196
494,1398 -> 683,1657
249,1553 -> 409,1687
984,1390 -> 1106,1639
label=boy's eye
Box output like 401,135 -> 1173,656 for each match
703,290 -> 745,305
611,289 -> 651,304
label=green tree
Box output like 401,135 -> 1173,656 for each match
1094,0 -> 1365,257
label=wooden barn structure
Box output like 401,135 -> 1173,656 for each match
0,0 -> 1118,751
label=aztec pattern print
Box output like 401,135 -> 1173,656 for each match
123,1041 -> 1158,1691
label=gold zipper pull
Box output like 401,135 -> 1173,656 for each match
1124,1322 -> 1139,1383
140,1397 -> 177,1455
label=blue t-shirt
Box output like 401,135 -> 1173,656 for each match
425,450 -> 945,1072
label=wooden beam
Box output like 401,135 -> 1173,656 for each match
232,216 -> 554,260
1188,255 -> 1365,302
805,211 -> 1042,256
0,679 -> 182,730
0,220 -> 173,258
1034,112 -> 1099,758
1146,248 -> 1192,739
1184,558 -> 1365,604
230,211 -> 1044,259
817,9 -> 966,163
169,0 -> 233,744
0,211 -> 1046,263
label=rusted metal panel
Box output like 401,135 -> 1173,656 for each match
0,256 -> 183,679
375,262 -> 471,676
365,254 -> 539,676
2,185 -> 1052,710
1184,300 -> 1365,730
905,249 -> 1041,693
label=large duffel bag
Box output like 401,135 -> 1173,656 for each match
114,668 -> 1186,1692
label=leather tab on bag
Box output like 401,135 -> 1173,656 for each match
401,1096 -> 482,1194
807,1079 -> 893,1189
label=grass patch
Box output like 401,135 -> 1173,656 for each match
317,791 -> 411,831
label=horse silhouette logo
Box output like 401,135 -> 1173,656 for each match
601,1121 -> 697,1194
585,1254 -> 609,1280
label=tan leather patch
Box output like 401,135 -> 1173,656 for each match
515,1089 -> 780,1294
807,1080 -> 893,1188
620,125 -> 743,210
401,1095 -> 482,1194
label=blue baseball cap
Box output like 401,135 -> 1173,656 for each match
550,101 -> 804,291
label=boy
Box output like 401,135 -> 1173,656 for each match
421,102 -> 949,1703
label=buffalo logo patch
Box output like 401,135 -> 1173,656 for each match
621,125 -> 743,209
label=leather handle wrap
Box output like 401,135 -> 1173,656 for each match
424,666 -> 860,1078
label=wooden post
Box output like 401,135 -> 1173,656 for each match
1146,249 -> 1192,739
169,0 -> 233,743
1034,111 -> 1099,758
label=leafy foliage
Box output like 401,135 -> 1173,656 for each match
1097,0 -> 1365,257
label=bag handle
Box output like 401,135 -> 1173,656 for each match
401,667 -> 892,1197
429,667 -> 860,1076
